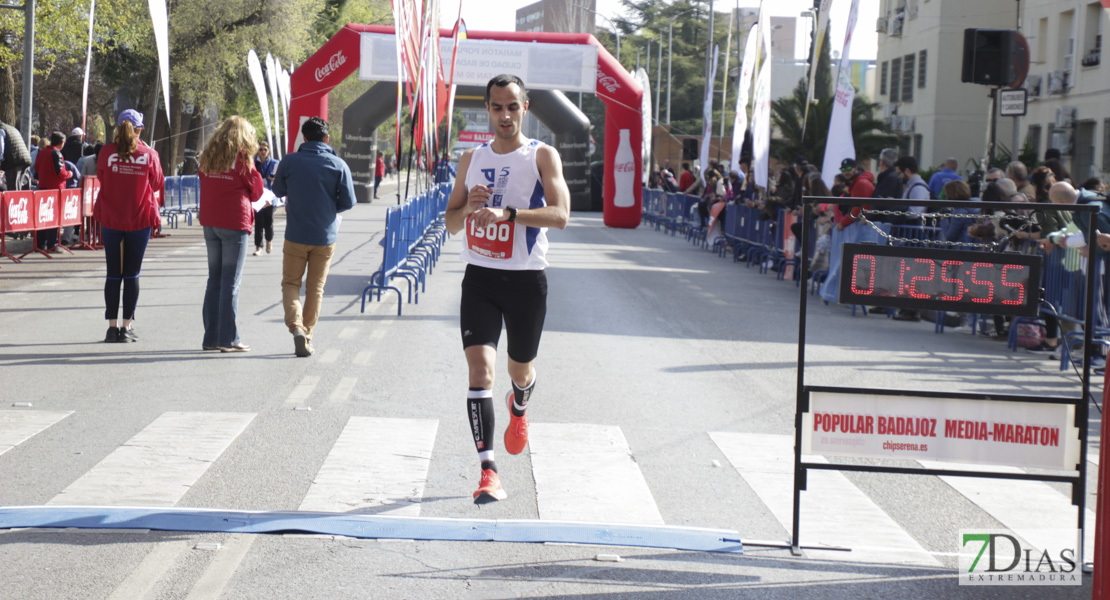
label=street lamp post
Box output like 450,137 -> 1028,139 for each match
576,3 -> 621,61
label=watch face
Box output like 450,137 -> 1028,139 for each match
839,244 -> 1042,317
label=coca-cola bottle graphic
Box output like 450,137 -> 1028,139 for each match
613,129 -> 635,208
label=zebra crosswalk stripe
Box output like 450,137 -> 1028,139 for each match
529,423 -> 664,525
299,417 -> 438,515
711,432 -> 940,565
48,412 -> 255,506
0,410 -> 73,456
918,460 -> 1096,562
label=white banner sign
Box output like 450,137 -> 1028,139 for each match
802,391 -> 1080,470
359,33 -> 598,93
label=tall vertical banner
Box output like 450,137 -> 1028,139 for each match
699,44 -> 719,187
730,24 -> 758,175
147,0 -> 171,126
820,0 -> 860,189
752,11 -> 773,189
802,0 -> 834,138
637,68 -> 652,187
443,18 -> 467,152
247,50 -> 273,154
265,53 -> 283,159
81,0 -> 96,134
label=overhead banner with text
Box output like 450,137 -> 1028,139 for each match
359,33 -> 598,93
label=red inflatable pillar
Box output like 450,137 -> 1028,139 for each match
595,45 -> 642,229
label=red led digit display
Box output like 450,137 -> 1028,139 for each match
838,244 -> 1041,317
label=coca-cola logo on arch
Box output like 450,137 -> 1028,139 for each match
596,70 -> 621,93
315,51 -> 347,82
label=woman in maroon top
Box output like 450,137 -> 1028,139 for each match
94,110 -> 163,343
198,116 -> 264,352
33,131 -> 72,252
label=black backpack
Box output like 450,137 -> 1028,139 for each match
0,122 -> 32,170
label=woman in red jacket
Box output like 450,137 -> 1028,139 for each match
198,116 -> 264,352
94,109 -> 164,343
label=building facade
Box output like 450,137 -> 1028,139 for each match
874,0 -> 1021,171
1020,0 -> 1108,182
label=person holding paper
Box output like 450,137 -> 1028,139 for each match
197,116 -> 264,352
252,141 -> 279,255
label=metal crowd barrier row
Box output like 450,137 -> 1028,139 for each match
361,182 -> 452,315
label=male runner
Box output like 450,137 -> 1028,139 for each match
445,74 -> 571,504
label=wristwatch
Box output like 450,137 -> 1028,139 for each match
506,206 -> 518,222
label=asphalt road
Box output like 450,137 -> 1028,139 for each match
0,175 -> 1099,599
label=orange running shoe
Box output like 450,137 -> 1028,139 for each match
473,468 -> 506,504
504,390 -> 529,455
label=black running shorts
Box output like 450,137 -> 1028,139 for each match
460,264 -> 548,363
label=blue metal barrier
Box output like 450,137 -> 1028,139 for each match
361,183 -> 452,315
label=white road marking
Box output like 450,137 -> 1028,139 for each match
319,349 -> 341,364
328,378 -> 358,403
919,460 -> 1097,562
48,412 -> 255,506
105,540 -> 191,600
711,432 -> 939,565
299,417 -> 438,515
183,534 -> 256,600
285,376 -> 320,406
529,423 -> 664,525
338,327 -> 359,340
352,351 -> 373,366
0,410 -> 73,456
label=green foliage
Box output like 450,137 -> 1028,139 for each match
770,78 -> 898,170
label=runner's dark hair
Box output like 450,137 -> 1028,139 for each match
485,74 -> 528,103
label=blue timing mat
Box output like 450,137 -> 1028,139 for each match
0,506 -> 745,554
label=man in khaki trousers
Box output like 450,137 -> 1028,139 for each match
272,117 -> 356,357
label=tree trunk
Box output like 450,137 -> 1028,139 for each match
0,63 -> 16,125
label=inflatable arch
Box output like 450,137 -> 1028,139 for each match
289,24 -> 643,228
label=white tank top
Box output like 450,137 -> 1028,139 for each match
460,139 -> 549,271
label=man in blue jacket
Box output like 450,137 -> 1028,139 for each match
273,117 -> 356,357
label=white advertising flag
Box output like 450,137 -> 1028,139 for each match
637,68 -> 652,187
751,13 -> 772,189
81,0 -> 96,133
730,24 -> 758,175
802,0 -> 834,137
147,0 -> 171,126
699,44 -> 719,187
247,50 -> 273,153
820,0 -> 860,188
265,53 -> 283,159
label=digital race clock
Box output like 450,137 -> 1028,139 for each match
838,244 -> 1042,317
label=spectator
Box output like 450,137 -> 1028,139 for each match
77,144 -> 99,180
678,162 -> 695,193
894,156 -> 930,215
252,141 -> 279,256
33,131 -> 71,252
661,159 -> 675,180
1007,161 -> 1035,199
62,127 -> 88,165
198,116 -> 265,352
1080,177 -> 1107,194
374,152 -> 385,199
983,168 -> 1005,185
1047,182 -> 1110,254
1042,158 -> 1072,184
272,116 -> 356,358
840,158 -> 876,198
660,165 -> 679,192
939,179 -> 978,243
928,157 -> 964,199
683,164 -> 703,196
790,156 -> 809,209
1044,148 -> 1062,162
872,148 -> 902,200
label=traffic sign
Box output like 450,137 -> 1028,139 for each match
999,89 -> 1027,116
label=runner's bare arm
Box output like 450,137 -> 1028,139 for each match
445,149 -> 490,235
509,144 -> 569,230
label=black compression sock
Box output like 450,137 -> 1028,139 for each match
510,373 -> 536,418
480,460 -> 498,473
467,388 -> 496,461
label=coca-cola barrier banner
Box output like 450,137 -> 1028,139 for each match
83,177 -> 101,216
2,191 -> 34,233
35,191 -> 60,230
60,190 -> 83,227
289,25 -> 643,228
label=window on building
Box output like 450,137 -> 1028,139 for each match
1027,124 -> 1042,162
1102,119 -> 1110,172
918,50 -> 927,88
901,54 -> 915,102
1037,17 -> 1048,64
890,57 -> 902,102
1082,3 -> 1103,67
880,61 -> 888,95
914,134 -> 923,161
